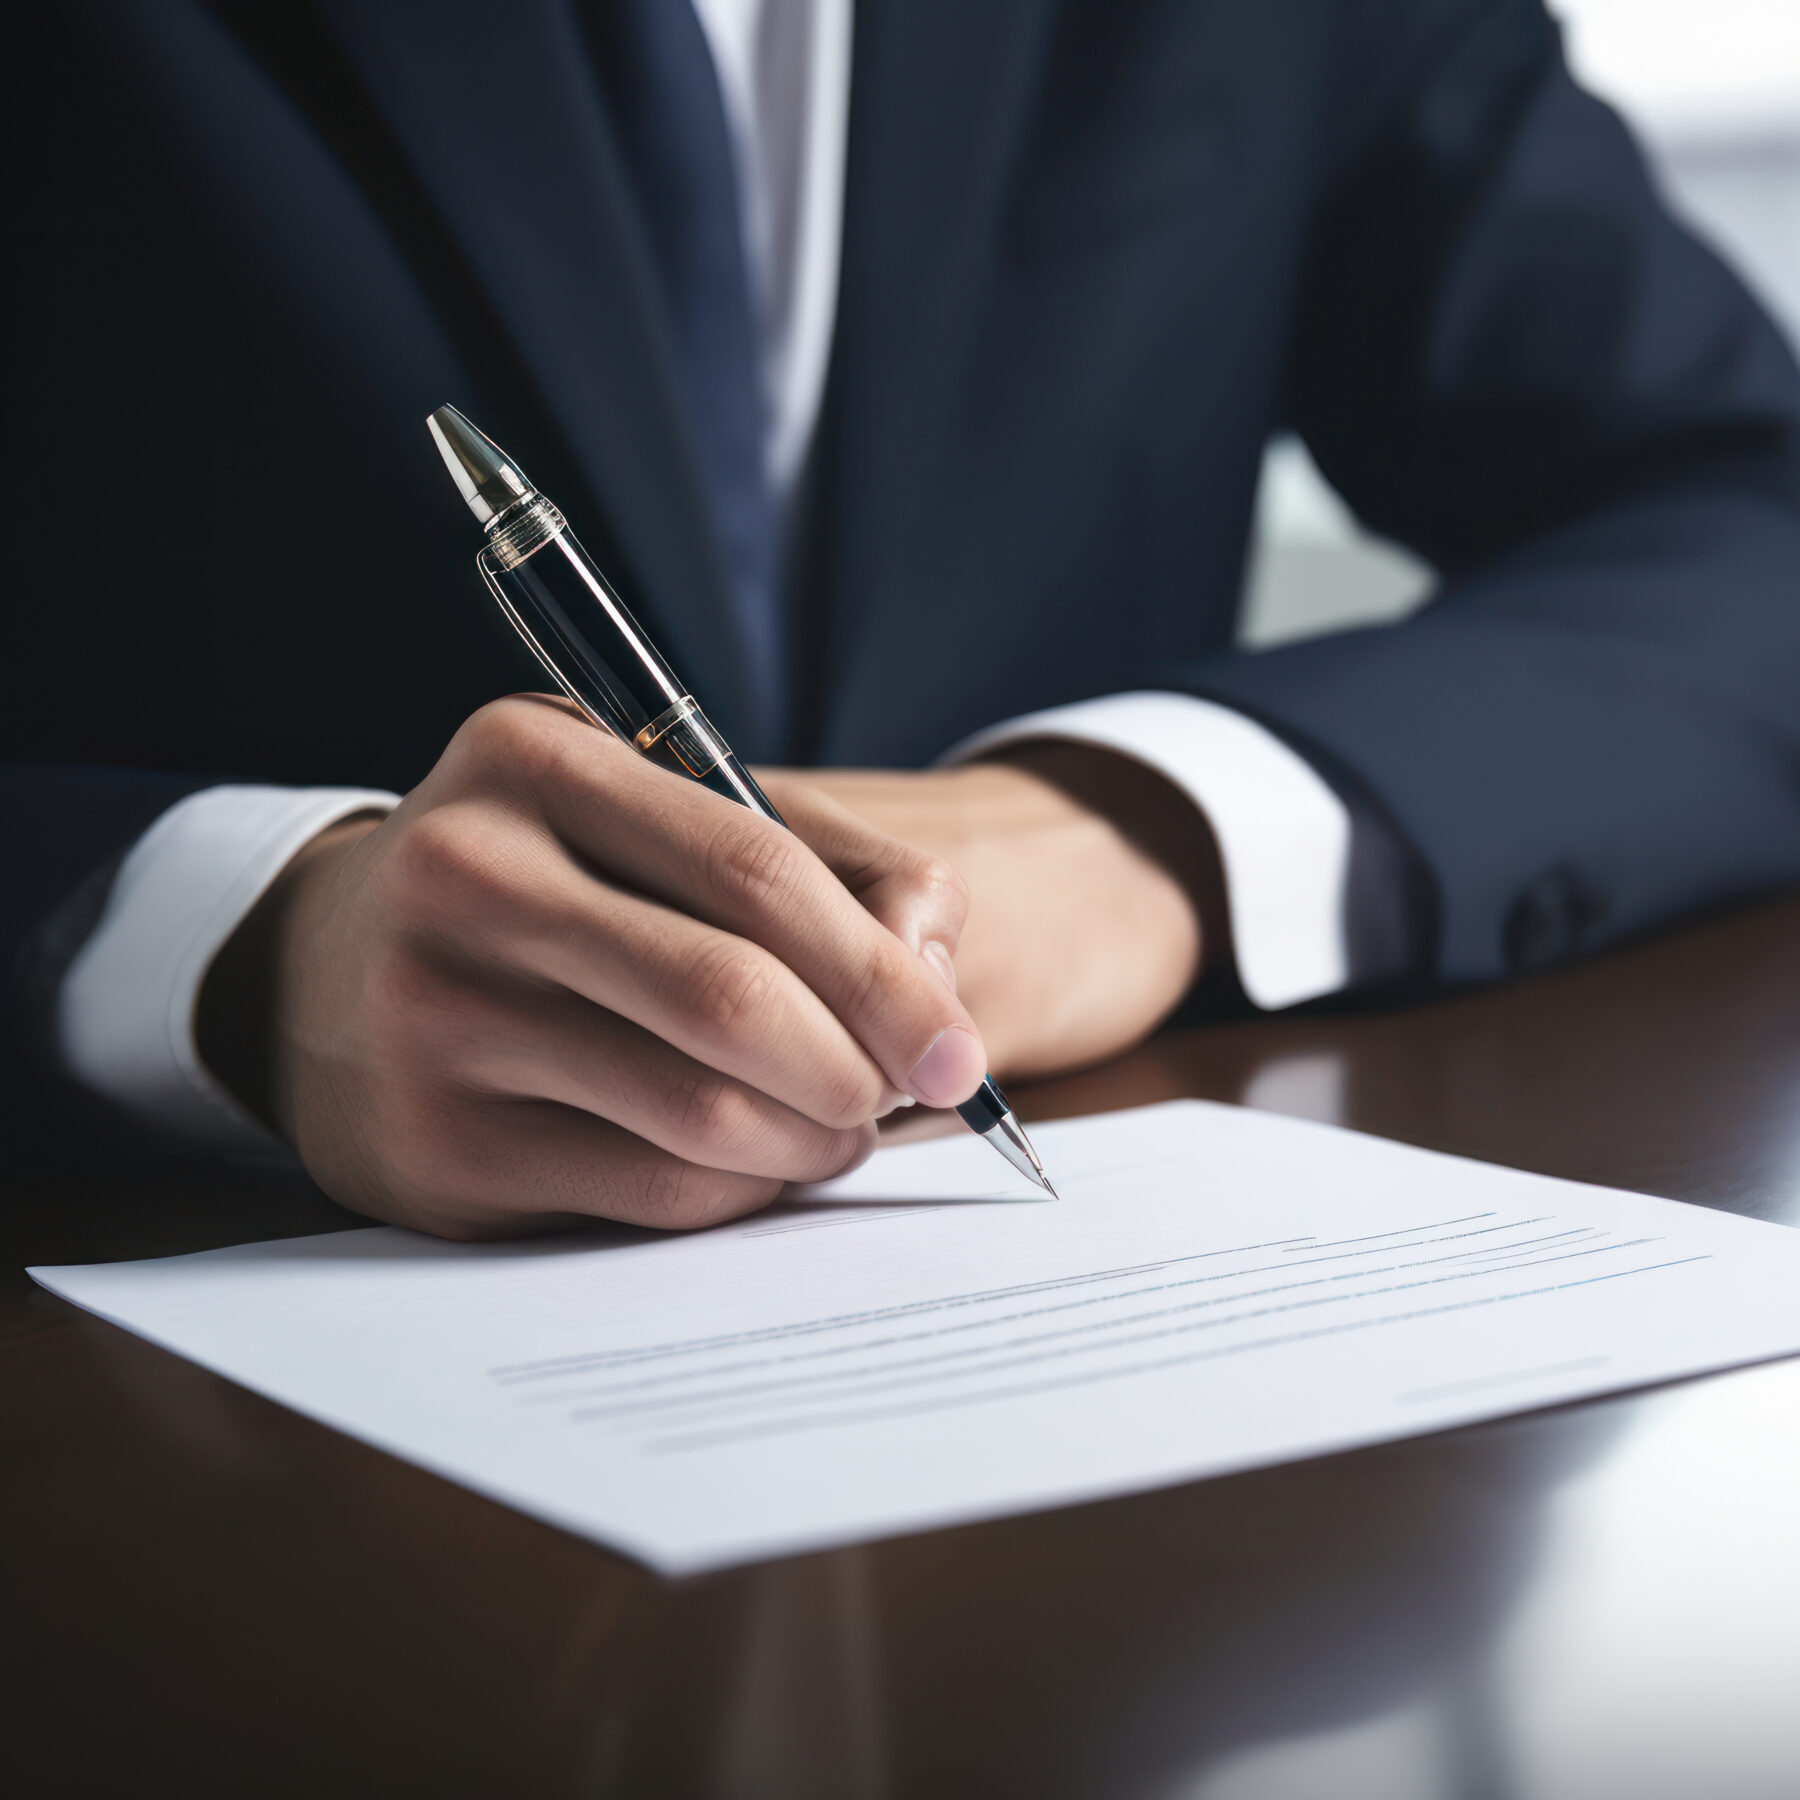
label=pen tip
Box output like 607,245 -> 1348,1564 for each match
973,1099 -> 1060,1198
1013,1125 -> 1059,1200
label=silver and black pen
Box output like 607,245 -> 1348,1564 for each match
427,405 -> 1057,1197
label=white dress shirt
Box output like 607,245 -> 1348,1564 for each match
57,0 -> 1369,1147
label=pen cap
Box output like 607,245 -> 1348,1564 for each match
431,404 -> 779,816
428,405 -> 535,526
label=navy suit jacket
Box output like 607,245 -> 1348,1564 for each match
7,0 -> 1799,1160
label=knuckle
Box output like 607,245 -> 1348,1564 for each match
391,809 -> 527,929
915,852 -> 970,926
456,698 -> 534,767
393,807 -> 489,895
704,819 -> 803,916
670,1066 -> 757,1158
839,937 -> 920,1042
673,941 -> 775,1038
470,696 -> 544,753
459,697 -> 586,797
840,950 -> 892,1032
886,845 -> 969,935
636,1155 -> 725,1229
637,1156 -> 687,1222
632,1143 -> 783,1230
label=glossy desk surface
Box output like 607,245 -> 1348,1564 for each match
8,900 -> 1800,1798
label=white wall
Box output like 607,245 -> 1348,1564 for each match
1560,0 -> 1800,346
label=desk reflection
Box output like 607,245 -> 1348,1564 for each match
571,1392 -> 1611,1797
8,899 -> 1798,1798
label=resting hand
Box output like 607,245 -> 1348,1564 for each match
758,747 -> 1221,1083
198,697 -> 986,1238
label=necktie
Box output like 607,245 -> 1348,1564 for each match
586,0 -> 783,754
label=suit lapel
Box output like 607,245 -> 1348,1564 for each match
311,0 -> 758,741
806,0 -> 1059,760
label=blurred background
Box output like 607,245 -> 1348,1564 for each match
1241,0 -> 1800,648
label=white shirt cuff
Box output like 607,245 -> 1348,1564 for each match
57,784 -> 399,1150
941,692 -> 1353,1010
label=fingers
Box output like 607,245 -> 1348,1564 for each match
396,823 -> 894,1129
360,696 -> 986,1262
358,1094 -> 790,1240
513,723 -> 987,1109
288,698 -> 975,1245
444,973 -> 878,1182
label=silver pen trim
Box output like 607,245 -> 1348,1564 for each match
977,1113 -> 1059,1198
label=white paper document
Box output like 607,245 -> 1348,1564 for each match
31,1101 -> 1800,1573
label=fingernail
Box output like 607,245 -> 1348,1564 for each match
922,939 -> 958,993
908,1026 -> 983,1108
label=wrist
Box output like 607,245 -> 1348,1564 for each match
976,741 -> 1227,962
196,814 -> 382,1133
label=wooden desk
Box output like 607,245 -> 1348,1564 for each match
8,900 -> 1800,1798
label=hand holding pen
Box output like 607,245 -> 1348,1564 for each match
193,413 -> 1048,1239
427,406 -> 1054,1197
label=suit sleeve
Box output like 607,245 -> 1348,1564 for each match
1176,0 -> 1800,983
0,765 -> 217,1162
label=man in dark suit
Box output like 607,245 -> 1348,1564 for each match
7,1 -> 1798,1236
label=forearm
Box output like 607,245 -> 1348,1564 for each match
1183,488 -> 1800,980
